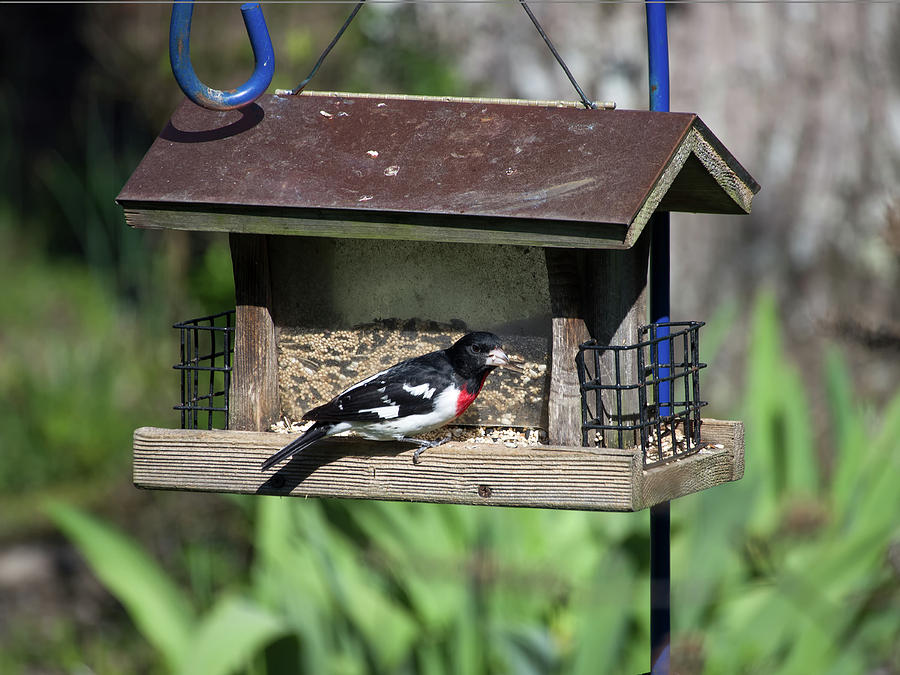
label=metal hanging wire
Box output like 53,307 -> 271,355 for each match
282,1 -> 597,109
517,0 -> 596,109
288,1 -> 367,95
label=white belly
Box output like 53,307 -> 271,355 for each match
348,385 -> 460,440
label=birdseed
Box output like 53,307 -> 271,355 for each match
270,417 -> 547,449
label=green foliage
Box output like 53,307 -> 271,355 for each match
188,237 -> 237,314
0,226 -> 172,497
48,291 -> 900,674
49,501 -> 196,669
36,96 -> 151,296
671,291 -> 900,673
280,6 -> 463,98
48,502 -> 286,675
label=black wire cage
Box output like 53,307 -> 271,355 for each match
174,310 -> 235,430
577,321 -> 708,468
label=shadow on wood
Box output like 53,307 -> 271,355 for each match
159,103 -> 265,144
256,438 -> 418,496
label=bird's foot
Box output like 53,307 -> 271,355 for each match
409,435 -> 451,464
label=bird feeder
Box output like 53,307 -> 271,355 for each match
119,91 -> 757,511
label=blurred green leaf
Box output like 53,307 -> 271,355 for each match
571,550 -> 636,675
176,595 -> 285,675
47,501 -> 195,671
826,346 -> 868,514
497,626 -> 559,675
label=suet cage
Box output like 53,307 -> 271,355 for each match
174,310 -> 234,430
577,321 -> 707,467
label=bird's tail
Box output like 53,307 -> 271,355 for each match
261,422 -> 332,471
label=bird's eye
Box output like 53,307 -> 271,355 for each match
471,344 -> 481,353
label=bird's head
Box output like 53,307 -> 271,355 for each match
447,332 -> 519,379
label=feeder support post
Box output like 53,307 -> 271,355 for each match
229,233 -> 280,431
580,234 -> 651,432
545,248 -> 592,446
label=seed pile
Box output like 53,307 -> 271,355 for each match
590,429 -> 641,450
417,426 -> 547,448
641,421 -> 724,462
276,319 -> 549,428
643,422 -> 690,461
270,418 -> 547,449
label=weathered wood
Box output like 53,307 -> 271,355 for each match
229,233 -> 279,431
123,207 -> 631,250
132,419 -> 744,511
635,420 -> 745,509
545,248 -> 591,445
659,121 -> 759,217
627,124 -> 759,248
702,415 -> 745,482
581,229 -> 651,448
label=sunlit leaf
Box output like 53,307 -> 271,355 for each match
571,550 -> 636,675
176,596 -> 285,675
47,502 -> 194,670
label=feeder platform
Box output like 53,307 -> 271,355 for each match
133,419 -> 742,512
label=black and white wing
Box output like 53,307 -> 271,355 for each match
302,352 -> 453,423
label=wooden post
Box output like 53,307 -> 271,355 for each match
581,229 -> 651,448
545,248 -> 592,446
229,233 -> 280,431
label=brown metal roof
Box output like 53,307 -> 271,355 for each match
118,92 -> 758,249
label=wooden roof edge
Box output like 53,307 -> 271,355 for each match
622,116 -> 698,247
119,201 -> 632,250
691,117 -> 761,195
622,117 -> 759,248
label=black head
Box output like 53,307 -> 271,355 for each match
446,332 -> 511,379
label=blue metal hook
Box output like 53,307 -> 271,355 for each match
169,1 -> 275,111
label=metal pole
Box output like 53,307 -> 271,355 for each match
646,2 -> 671,674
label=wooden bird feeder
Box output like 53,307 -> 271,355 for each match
118,91 -> 757,511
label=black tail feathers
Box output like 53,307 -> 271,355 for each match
261,422 -> 331,471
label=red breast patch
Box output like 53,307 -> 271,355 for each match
455,373 -> 489,417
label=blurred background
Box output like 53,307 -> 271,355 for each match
1,2 -> 899,673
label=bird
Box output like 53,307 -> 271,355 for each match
261,332 -> 519,471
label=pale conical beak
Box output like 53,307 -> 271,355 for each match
487,347 -> 524,373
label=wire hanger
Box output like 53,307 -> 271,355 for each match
284,1 -> 598,110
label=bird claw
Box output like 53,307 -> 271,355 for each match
411,434 -> 451,464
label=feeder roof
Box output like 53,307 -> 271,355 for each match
118,92 -> 759,249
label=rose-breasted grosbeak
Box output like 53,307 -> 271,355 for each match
261,332 -> 517,470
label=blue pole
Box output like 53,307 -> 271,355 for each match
646,1 -> 670,115
646,2 -> 671,674
648,0 -> 671,416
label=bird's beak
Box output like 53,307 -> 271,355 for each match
487,348 -> 524,373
